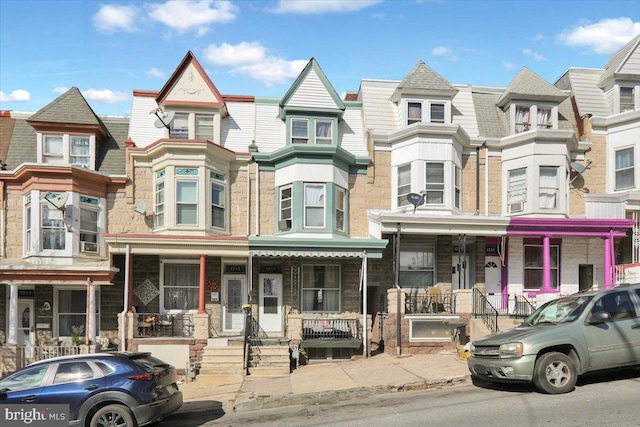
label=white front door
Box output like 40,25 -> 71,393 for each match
223,276 -> 246,332
484,255 -> 504,309
17,300 -> 34,359
259,274 -> 283,333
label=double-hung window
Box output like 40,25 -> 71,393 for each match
57,289 -> 99,337
70,136 -> 90,165
210,172 -> 225,229
515,106 -> 531,133
315,120 -> 332,144
508,168 -> 527,212
524,244 -> 559,290
539,167 -> 558,209
195,114 -> 214,140
407,102 -> 422,125
163,261 -> 199,311
43,135 -> 64,163
425,163 -> 444,204
176,180 -> 198,225
25,196 -> 32,252
336,187 -> 346,232
304,184 -> 325,228
279,186 -> 292,231
399,242 -> 436,287
154,171 -> 165,228
430,104 -> 445,123
397,164 -> 411,207
615,147 -> 635,190
42,203 -> 65,250
620,87 -> 635,112
454,166 -> 461,209
537,107 -> 552,129
301,264 -> 340,312
79,196 -> 99,253
291,118 -> 309,143
170,113 -> 189,139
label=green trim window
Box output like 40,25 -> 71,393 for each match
335,186 -> 346,232
291,118 -> 309,144
524,245 -> 559,290
176,181 -> 198,225
211,177 -> 225,229
397,164 -> 411,207
304,184 -> 325,228
315,120 -> 333,144
301,264 -> 340,312
615,147 -> 635,190
279,185 -> 292,231
425,163 -> 444,204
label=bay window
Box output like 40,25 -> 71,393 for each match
615,147 -> 635,190
397,164 -> 411,207
279,186 -> 292,231
211,173 -> 225,229
537,108 -> 552,129
508,168 -> 527,213
454,166 -> 461,209
176,180 -> 198,225
524,245 -> 559,290
539,167 -> 558,209
80,196 -> 98,253
42,204 -> 65,250
336,186 -> 346,232
430,104 -> 445,123
170,113 -> 189,139
301,264 -> 340,312
425,163 -> 444,204
304,184 -> 325,228
25,196 -> 31,252
154,174 -> 165,228
163,262 -> 199,311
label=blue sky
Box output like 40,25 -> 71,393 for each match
1,0 -> 639,116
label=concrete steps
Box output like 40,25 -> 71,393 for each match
198,338 -> 245,376
249,344 -> 290,377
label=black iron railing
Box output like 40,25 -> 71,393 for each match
135,312 -> 194,338
513,294 -> 536,318
404,289 -> 455,314
301,319 -> 361,341
473,288 -> 499,334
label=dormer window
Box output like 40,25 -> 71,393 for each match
515,106 -> 531,133
537,108 -> 552,129
620,87 -> 635,112
39,133 -> 96,168
315,120 -> 333,144
196,114 -> 214,140
71,136 -> 90,165
408,102 -> 422,125
512,104 -> 557,134
430,104 -> 445,123
44,135 -> 63,163
291,118 -> 309,143
170,113 -> 189,139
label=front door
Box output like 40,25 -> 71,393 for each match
485,256 -> 504,310
17,300 -> 34,359
259,274 -> 283,333
223,276 -> 246,332
452,255 -> 470,290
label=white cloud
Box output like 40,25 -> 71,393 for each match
146,68 -> 166,79
269,0 -> 381,14
147,0 -> 238,36
557,17 -> 640,54
82,89 -> 131,105
501,61 -> 517,72
93,4 -> 139,33
0,89 -> 30,102
203,41 -> 306,86
432,46 -> 452,56
52,87 -> 69,94
522,48 -> 547,62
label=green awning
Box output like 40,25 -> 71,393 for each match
300,338 -> 362,349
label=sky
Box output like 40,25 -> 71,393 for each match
1,0 -> 639,116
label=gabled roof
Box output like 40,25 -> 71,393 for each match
0,113 -> 15,166
28,87 -> 103,128
279,58 -> 345,119
156,51 -> 227,113
599,34 -> 640,87
390,61 -> 458,102
497,67 -> 567,108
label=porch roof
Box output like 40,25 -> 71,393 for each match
104,233 -> 249,256
507,217 -> 635,238
0,258 -> 118,285
248,236 -> 388,259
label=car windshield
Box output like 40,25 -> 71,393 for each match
525,295 -> 592,325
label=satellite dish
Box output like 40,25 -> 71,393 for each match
570,162 -> 585,174
132,201 -> 147,216
406,193 -> 425,208
42,192 -> 68,210
153,110 -> 175,130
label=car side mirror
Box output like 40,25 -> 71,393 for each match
0,390 -> 7,400
588,311 -> 611,324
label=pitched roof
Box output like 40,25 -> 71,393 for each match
497,67 -> 567,108
391,61 -> 458,101
0,114 -> 15,166
28,87 -> 102,127
598,34 -> 640,87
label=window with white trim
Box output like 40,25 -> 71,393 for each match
195,114 -> 214,140
454,166 -> 461,209
430,104 -> 445,123
620,87 -> 635,112
524,244 -> 559,290
304,184 -> 325,228
25,196 -> 31,252
170,113 -> 189,139
408,102 -> 422,125
279,186 -> 292,231
79,196 -> 98,253
57,289 -> 99,337
301,264 -> 340,312
539,167 -> 558,209
176,180 -> 198,225
399,242 -> 435,287
425,163 -> 444,204
211,172 -> 225,229
336,186 -> 346,232
70,136 -> 90,165
508,168 -> 527,212
315,120 -> 333,144
397,164 -> 411,207
515,106 -> 531,133
615,147 -> 635,190
43,135 -> 64,163
42,203 -> 65,250
291,118 -> 309,144
163,261 -> 199,311
537,107 -> 552,129
154,171 -> 165,228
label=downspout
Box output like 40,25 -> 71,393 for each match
484,144 -> 489,215
0,180 -> 5,257
120,244 -> 130,351
362,250 -> 368,358
475,146 -> 480,215
395,224 -> 401,356
255,160 -> 260,236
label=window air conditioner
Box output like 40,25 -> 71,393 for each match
509,201 -> 524,213
278,219 -> 291,231
81,241 -> 98,253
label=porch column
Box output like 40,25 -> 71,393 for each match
604,236 -> 612,289
542,235 -> 552,292
7,283 -> 19,345
127,252 -> 134,312
88,280 -> 97,344
198,255 -> 206,314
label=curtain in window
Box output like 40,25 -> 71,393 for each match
537,108 -> 551,128
301,266 -> 339,312
164,264 -> 199,310
515,107 -> 530,133
45,136 -> 63,154
615,148 -> 635,189
42,205 -> 65,250
316,121 -> 332,142
305,185 -> 324,227
408,103 -> 422,123
539,167 -> 557,209
508,169 -> 527,203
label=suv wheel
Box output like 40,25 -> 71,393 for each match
90,404 -> 135,427
533,351 -> 577,394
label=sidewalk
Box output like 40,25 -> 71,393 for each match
178,351 -> 471,414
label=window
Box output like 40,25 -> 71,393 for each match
291,118 -> 309,143
508,168 -> 527,212
163,262 -> 199,310
336,186 -> 346,232
54,362 -> 94,384
454,166 -> 461,209
70,136 -> 90,165
425,163 -> 444,204
399,243 -> 436,287
397,164 -> 411,207
408,102 -> 422,125
43,135 -> 64,163
304,184 -> 325,228
615,147 -> 635,190
620,87 -> 635,112
301,265 -> 340,312
80,197 -> 98,253
430,104 -> 445,123
515,106 -> 531,133
170,113 -> 189,139
57,289 -> 95,337
315,120 -> 333,144
537,108 -> 552,129
25,197 -> 31,252
176,181 -> 198,225
279,186 -> 292,231
42,204 -> 65,250
155,178 -> 165,228
539,167 -> 558,209
0,365 -> 49,392
211,176 -> 225,229
195,114 -> 214,140
524,245 -> 559,290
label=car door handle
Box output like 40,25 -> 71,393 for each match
23,395 -> 37,402
632,324 -> 640,329
85,384 -> 99,391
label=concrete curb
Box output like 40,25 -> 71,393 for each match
233,374 -> 471,413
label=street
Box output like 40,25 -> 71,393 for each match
159,368 -> 640,427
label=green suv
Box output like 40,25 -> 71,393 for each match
467,284 -> 640,394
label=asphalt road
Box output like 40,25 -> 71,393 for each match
158,368 -> 640,427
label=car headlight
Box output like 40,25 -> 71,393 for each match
499,342 -> 523,359
469,343 -> 475,355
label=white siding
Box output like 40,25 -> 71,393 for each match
275,164 -> 348,188
360,79 -> 400,133
254,103 -> 285,153
452,85 -> 479,138
567,70 -> 610,117
128,95 -> 165,148
618,46 -> 640,75
220,101 -> 255,152
287,70 -> 338,110
339,108 -> 367,156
